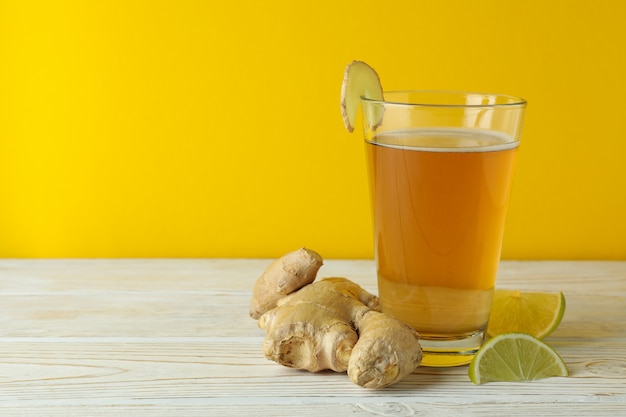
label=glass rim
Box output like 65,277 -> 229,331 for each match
361,90 -> 527,108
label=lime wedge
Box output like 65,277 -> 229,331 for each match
469,333 -> 569,384
487,290 -> 566,339
340,60 -> 384,132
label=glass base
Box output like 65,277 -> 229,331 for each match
419,329 -> 486,367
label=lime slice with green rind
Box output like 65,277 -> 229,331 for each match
487,290 -> 566,339
469,333 -> 569,384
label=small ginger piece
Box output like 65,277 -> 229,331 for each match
249,247 -> 323,319
257,277 -> 422,388
349,310 -> 422,388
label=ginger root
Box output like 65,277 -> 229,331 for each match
249,247 -> 323,319
251,249 -> 422,389
259,277 -> 379,373
349,309 -> 422,388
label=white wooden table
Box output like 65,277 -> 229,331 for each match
1,259 -> 625,416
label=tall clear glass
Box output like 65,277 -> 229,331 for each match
361,91 -> 526,366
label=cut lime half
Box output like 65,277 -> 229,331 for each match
469,333 -> 569,385
487,290 -> 566,339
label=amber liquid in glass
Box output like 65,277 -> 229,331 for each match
366,128 -> 518,366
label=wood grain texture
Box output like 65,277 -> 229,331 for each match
1,259 -> 625,416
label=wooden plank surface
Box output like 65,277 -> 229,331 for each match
1,259 -> 625,416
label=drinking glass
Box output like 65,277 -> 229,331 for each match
361,90 -> 526,366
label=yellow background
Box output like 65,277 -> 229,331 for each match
1,0 -> 625,259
